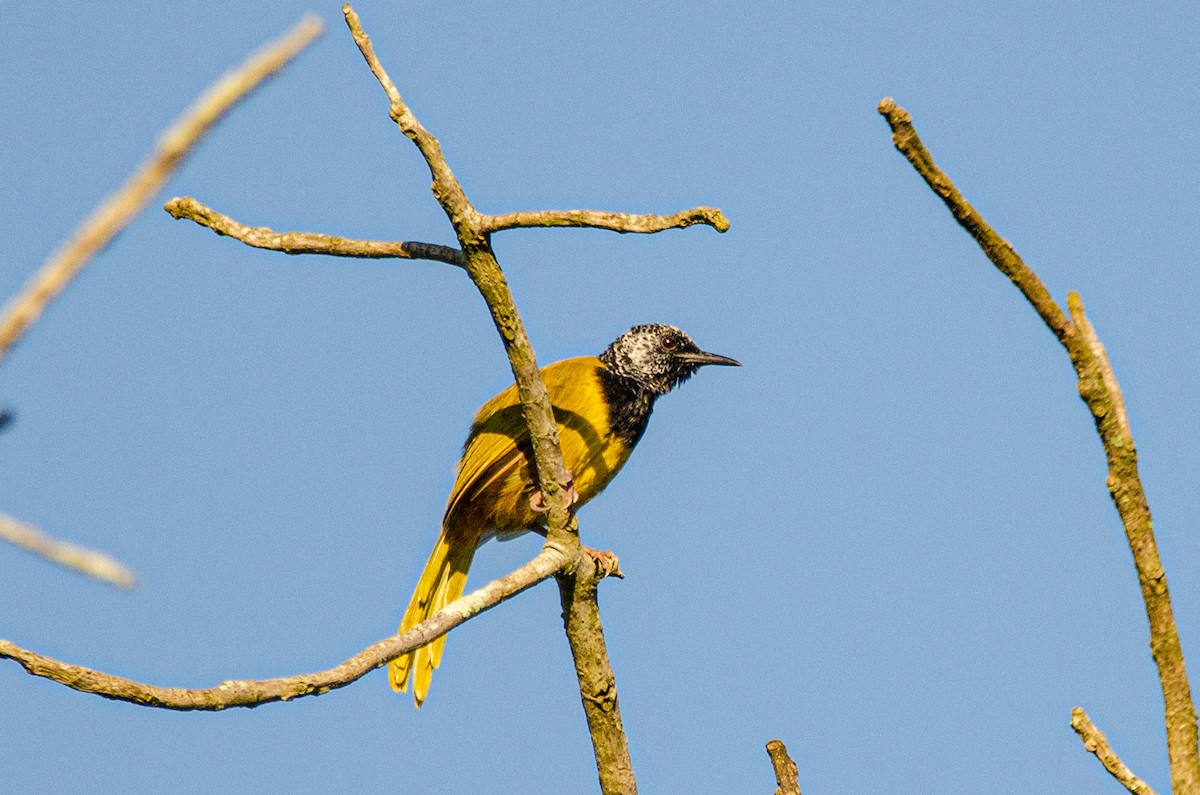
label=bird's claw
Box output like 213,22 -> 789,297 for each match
528,471 -> 578,514
583,546 -> 623,579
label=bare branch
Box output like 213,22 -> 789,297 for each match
0,546 -> 566,710
342,5 -> 480,234
164,197 -> 464,266
0,513 -> 135,589
876,98 -> 1071,344
765,739 -> 803,795
342,7 -> 725,788
1071,708 -> 1160,795
0,16 -> 323,368
879,97 -> 1200,794
343,4 -> 574,530
558,554 -> 636,794
483,207 -> 729,235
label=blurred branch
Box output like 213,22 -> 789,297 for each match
879,97 -> 1199,795
0,513 -> 135,589
1071,708 -> 1160,795
0,15 -> 323,368
765,739 -> 802,795
0,17 -> 321,584
164,197 -> 464,266
0,546 -> 566,709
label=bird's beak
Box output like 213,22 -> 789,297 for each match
675,350 -> 742,367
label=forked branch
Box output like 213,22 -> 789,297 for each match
879,97 -> 1198,795
7,10 -> 724,793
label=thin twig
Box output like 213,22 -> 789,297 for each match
0,513 -> 135,589
483,207 -> 729,235
876,98 -> 1072,344
342,5 -> 478,234
879,97 -> 1200,795
164,197 -> 464,266
765,739 -> 803,795
0,15 -> 323,368
0,546 -> 566,710
1071,708 -> 1160,795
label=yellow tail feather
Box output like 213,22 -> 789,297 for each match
389,528 -> 477,707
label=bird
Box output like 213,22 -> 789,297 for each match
389,323 -> 740,706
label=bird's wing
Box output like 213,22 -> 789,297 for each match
443,357 -> 608,524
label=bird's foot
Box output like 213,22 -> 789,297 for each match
528,471 -> 578,514
583,546 -> 623,580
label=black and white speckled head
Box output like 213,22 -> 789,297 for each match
599,323 -> 740,395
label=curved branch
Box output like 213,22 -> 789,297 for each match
1072,708 -> 1160,795
879,97 -> 1200,794
0,513 -> 135,589
164,197 -> 464,266
482,207 -> 730,235
0,546 -> 566,710
0,15 -> 323,368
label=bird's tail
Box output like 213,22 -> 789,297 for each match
389,526 -> 477,707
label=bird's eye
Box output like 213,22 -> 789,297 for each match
661,335 -> 678,350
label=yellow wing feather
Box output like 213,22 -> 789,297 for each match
390,356 -> 638,706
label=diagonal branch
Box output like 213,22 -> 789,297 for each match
342,4 -> 479,235
879,97 -> 1199,795
0,15 -> 323,369
164,197 -> 464,266
0,546 -> 566,710
483,207 -> 729,235
877,99 -> 1071,344
1071,708 -> 1160,795
0,15 -> 323,583
0,513 -> 135,589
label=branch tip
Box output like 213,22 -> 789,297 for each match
0,513 -> 136,589
765,739 -> 802,795
1071,708 -> 1160,795
165,196 -> 464,266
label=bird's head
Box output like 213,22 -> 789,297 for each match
600,323 -> 740,395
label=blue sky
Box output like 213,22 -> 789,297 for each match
2,2 -> 1198,792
